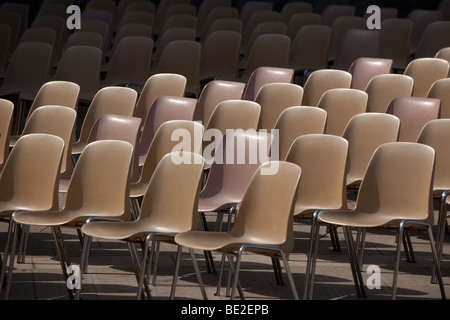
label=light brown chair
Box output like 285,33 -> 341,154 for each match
302,69 -> 352,107
275,106 -> 327,161
133,73 -> 187,126
306,142 -> 446,300
403,58 -> 450,97
71,86 -> 137,157
0,134 -> 65,298
318,88 -> 368,136
174,160 -> 301,300
415,21 -> 450,58
80,151 -> 204,300
254,82 -> 303,130
8,140 -> 133,300
365,74 -> 414,113
386,96 -> 441,142
348,57 -> 393,91
0,99 -> 14,169
427,78 -> 450,118
378,18 -> 413,71
242,66 -> 294,101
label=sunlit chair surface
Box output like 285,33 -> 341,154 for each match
427,78 -> 450,118
407,9 -> 443,56
348,57 -> 393,91
242,66 -> 294,101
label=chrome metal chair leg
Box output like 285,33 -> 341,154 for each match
170,245 -> 183,300
189,248 -> 208,300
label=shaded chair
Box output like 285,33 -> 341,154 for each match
71,86 -> 137,157
0,24 -> 10,76
0,11 -> 21,57
132,73 -> 187,127
280,1 -> 313,24
242,66 -> 294,101
107,22 -> 152,58
196,0 -> 232,38
327,16 -> 365,64
0,2 -> 29,39
193,80 -> 246,127
275,106 -> 327,161
117,11 -> 153,32
137,96 -> 197,167
348,57 -> 393,91
302,69 -> 352,107
239,1 -> 274,27
0,134 -> 65,298
320,4 -> 355,27
407,9 -> 443,56
0,99 -> 14,170
365,74 -> 414,113
427,78 -> 450,118
378,18 -> 413,71
174,160 -> 301,300
439,0 -> 450,20
18,27 -> 56,67
80,152 -> 205,300
31,15 -> 66,66
158,14 -> 198,38
305,142 -> 446,300
386,96 -> 441,142
61,31 -> 103,55
318,88 -> 368,137
254,82 -> 303,131
7,140 -> 134,300
200,18 -> 242,46
415,21 -> 450,58
286,12 -> 322,41
74,20 -> 109,57
435,47 -> 450,64
403,58 -> 450,98
240,20 -> 286,59
200,6 -> 240,42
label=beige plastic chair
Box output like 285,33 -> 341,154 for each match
318,88 -> 368,136
71,86 -> 137,157
254,82 -> 303,130
302,69 -> 352,107
80,152 -> 204,300
8,140 -> 134,299
242,66 -> 294,101
306,142 -> 446,300
275,106 -> 327,161
435,47 -> 450,64
386,96 -> 441,142
348,57 -> 393,91
378,18 -> 413,71
415,21 -> 450,58
0,99 -> 14,169
365,74 -> 413,113
174,160 -> 301,300
0,134 -> 65,298
404,58 -> 450,97
133,73 -> 187,126
427,78 -> 450,118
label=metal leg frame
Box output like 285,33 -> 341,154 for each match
433,190 -> 450,283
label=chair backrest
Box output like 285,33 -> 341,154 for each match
386,96 -> 441,142
61,31 -> 103,55
415,21 -> 450,58
254,82 -> 303,130
0,134 -> 64,211
321,4 -> 355,26
110,22 -> 153,57
348,57 -> 393,91
356,142 -> 435,222
159,14 -> 197,37
0,24 -> 10,72
87,114 -> 142,183
379,18 -> 413,70
404,57 -> 450,97
242,66 -> 294,101
242,20 -> 286,56
285,134 -> 348,218
22,105 -> 76,177
0,11 -> 21,56
286,12 -> 321,40
365,74 -> 413,113
196,0 -> 231,37
343,113 -> 400,187
302,69 -> 352,107
231,160 -> 301,253
138,151 -> 204,233
280,1 -> 313,24
327,16 -> 365,63
274,106 -> 327,161
64,140 -> 134,221
0,99 -> 14,167
318,88 -> 368,136
427,78 -> 450,118
240,3 -> 275,28
201,6 -> 239,41
407,9 -> 443,56
417,119 -> 450,192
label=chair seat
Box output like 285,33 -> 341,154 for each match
13,209 -> 92,227
198,196 -> 241,213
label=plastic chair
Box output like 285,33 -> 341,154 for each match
378,18 -> 413,71
427,78 -> 450,118
306,142 -> 446,300
137,96 -> 197,166
0,11 -> 21,57
101,36 -> 153,88
71,86 -> 137,157
54,46 -> 102,101
200,6 -> 240,42
0,24 -> 10,76
365,74 -> 413,113
107,22 -> 152,58
302,69 -> 352,107
0,99 -> 14,169
8,140 -> 133,300
240,9 -> 280,54
200,30 -> 241,81
74,20 -> 109,55
174,160 -> 301,300
0,134 -> 65,298
240,20 -> 286,58
123,1 -> 155,15
18,27 -> 56,65
407,9 -> 443,56
133,73 -> 187,126
403,58 -> 450,97
196,0 -> 231,37
286,12 -> 321,40
280,1 -> 313,24
275,106 -> 327,161
31,15 -> 66,65
193,80 -> 246,125
254,82 -> 303,130
348,57 -> 393,91
239,1 -> 274,27
201,18 -> 242,45
415,21 -> 450,58
80,151 -> 204,300
158,14 -> 198,39
242,66 -> 294,101
0,3 -> 29,39
61,31 -> 103,57
386,96 -> 441,142
435,47 -> 450,64
117,11 -> 153,31
153,40 -> 201,97
320,4 -> 355,26
318,88 -> 368,136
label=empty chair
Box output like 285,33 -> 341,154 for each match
159,14 -> 197,37
280,1 -> 313,24
254,82 -> 303,130
107,22 -> 152,58
365,74 -> 413,113
31,15 -> 65,65
19,27 -> 56,64
239,1 -> 274,27
201,18 -> 242,45
75,20 -> 109,54
0,24 -> 10,76
286,12 -> 322,40
240,9 -> 281,54
318,88 -> 368,136
407,9 -> 443,56
174,160 -> 301,300
306,142 -> 446,300
415,21 -> 450,58
427,78 -> 450,118
302,69 -> 352,107
196,0 -> 231,37
240,20 -> 286,58
327,16 -> 365,64
0,11 -> 21,57
321,4 -> 355,26
435,47 -> 450,64
200,6 -> 240,42
61,31 -> 103,55
242,66 -> 294,101
403,58 -> 450,97
378,18 -> 413,71
348,57 -> 393,91
386,96 -> 441,142
0,99 -> 14,169
118,11 -> 153,31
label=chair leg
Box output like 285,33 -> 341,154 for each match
426,225 -> 446,300
170,245 -> 183,300
3,220 -> 19,299
0,219 -> 15,297
304,211 -> 321,300
51,227 -> 74,300
135,238 -> 152,300
433,192 -> 449,283
271,257 -> 284,286
343,226 -> 366,298
77,234 -> 91,300
280,251 -> 299,300
214,252 -> 226,296
189,248 -> 208,300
